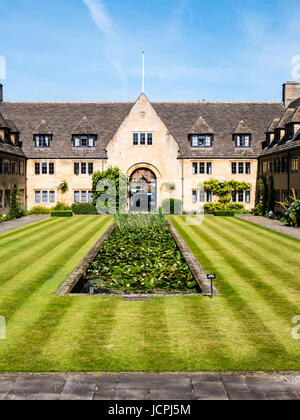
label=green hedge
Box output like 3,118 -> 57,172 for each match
71,203 -> 98,215
214,210 -> 235,217
162,199 -> 182,215
51,210 -> 73,218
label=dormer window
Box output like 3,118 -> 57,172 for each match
190,134 -> 213,148
34,135 -> 51,148
73,135 -> 96,148
286,124 -> 294,140
235,134 -> 251,148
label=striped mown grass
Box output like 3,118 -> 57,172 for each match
0,215 -> 300,372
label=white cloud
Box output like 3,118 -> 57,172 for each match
83,0 -> 127,90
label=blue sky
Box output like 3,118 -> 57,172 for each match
0,0 -> 300,102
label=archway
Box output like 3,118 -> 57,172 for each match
129,168 -> 157,212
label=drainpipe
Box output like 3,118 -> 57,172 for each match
25,157 -> 28,211
287,151 -> 291,195
181,159 -> 184,213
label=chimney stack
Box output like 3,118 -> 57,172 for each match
0,84 -> 3,103
283,81 -> 300,108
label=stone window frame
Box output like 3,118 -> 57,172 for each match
190,134 -> 213,148
132,132 -> 154,146
192,162 -> 213,175
34,134 -> 52,149
234,134 -> 252,148
72,134 -> 97,149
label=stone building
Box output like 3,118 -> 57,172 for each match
0,81 -> 298,213
261,82 -> 300,209
0,85 -> 26,215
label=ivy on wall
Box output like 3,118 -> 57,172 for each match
201,179 -> 252,204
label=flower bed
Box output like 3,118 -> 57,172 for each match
83,214 -> 198,294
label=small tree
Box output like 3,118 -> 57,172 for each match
92,167 -> 128,214
9,187 -> 23,219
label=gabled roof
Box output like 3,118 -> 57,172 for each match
189,116 -> 214,134
287,106 -> 300,124
0,100 -> 283,158
5,119 -> 19,133
33,120 -> 52,135
266,117 -> 280,133
72,116 -> 97,135
0,112 -> 7,128
276,107 -> 295,129
233,120 -> 253,134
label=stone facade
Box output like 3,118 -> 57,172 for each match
260,82 -> 300,210
1,82 -> 299,213
0,102 -> 26,215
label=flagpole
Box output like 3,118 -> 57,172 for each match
142,52 -> 145,93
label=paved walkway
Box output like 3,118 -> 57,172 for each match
0,215 -> 50,234
236,215 -> 300,240
0,373 -> 300,400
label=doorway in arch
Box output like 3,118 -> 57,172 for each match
129,168 -> 157,212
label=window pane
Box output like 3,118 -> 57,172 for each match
42,163 -> 47,175
88,163 -> 94,175
74,191 -> 80,203
192,190 -> 197,203
49,163 -> 54,175
192,136 -> 198,147
81,191 -> 87,203
192,163 -> 198,175
89,137 -> 95,147
81,163 -> 87,175
238,162 -> 244,174
206,190 -> 212,202
199,162 -> 205,174
147,133 -> 153,145
42,191 -> 48,203
199,190 -> 205,202
133,133 -> 138,145
246,162 -> 251,174
74,137 -> 80,147
207,162 -> 212,174
205,136 -> 212,147
245,191 -> 251,203
35,163 -> 40,175
238,191 -> 244,202
232,191 -> 237,202
140,133 -> 146,145
88,191 -> 93,203
49,191 -> 55,203
35,191 -> 41,203
74,162 -> 79,175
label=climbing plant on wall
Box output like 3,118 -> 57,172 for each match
202,179 -> 252,205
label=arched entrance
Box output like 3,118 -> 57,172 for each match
129,168 -> 157,212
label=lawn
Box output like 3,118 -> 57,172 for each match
0,215 -> 300,372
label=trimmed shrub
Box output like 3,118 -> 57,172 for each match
71,203 -> 98,215
162,199 -> 182,215
214,210 -> 235,217
53,202 -> 72,211
29,206 -> 53,215
51,210 -> 73,218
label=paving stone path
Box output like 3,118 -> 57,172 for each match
0,374 -> 300,400
236,215 -> 300,240
0,215 -> 50,234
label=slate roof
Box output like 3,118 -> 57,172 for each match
0,99 -> 283,159
33,120 -> 53,135
233,120 -> 253,134
0,112 -> 25,157
189,116 -> 214,134
262,97 -> 300,156
152,102 -> 283,157
72,116 -> 97,135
